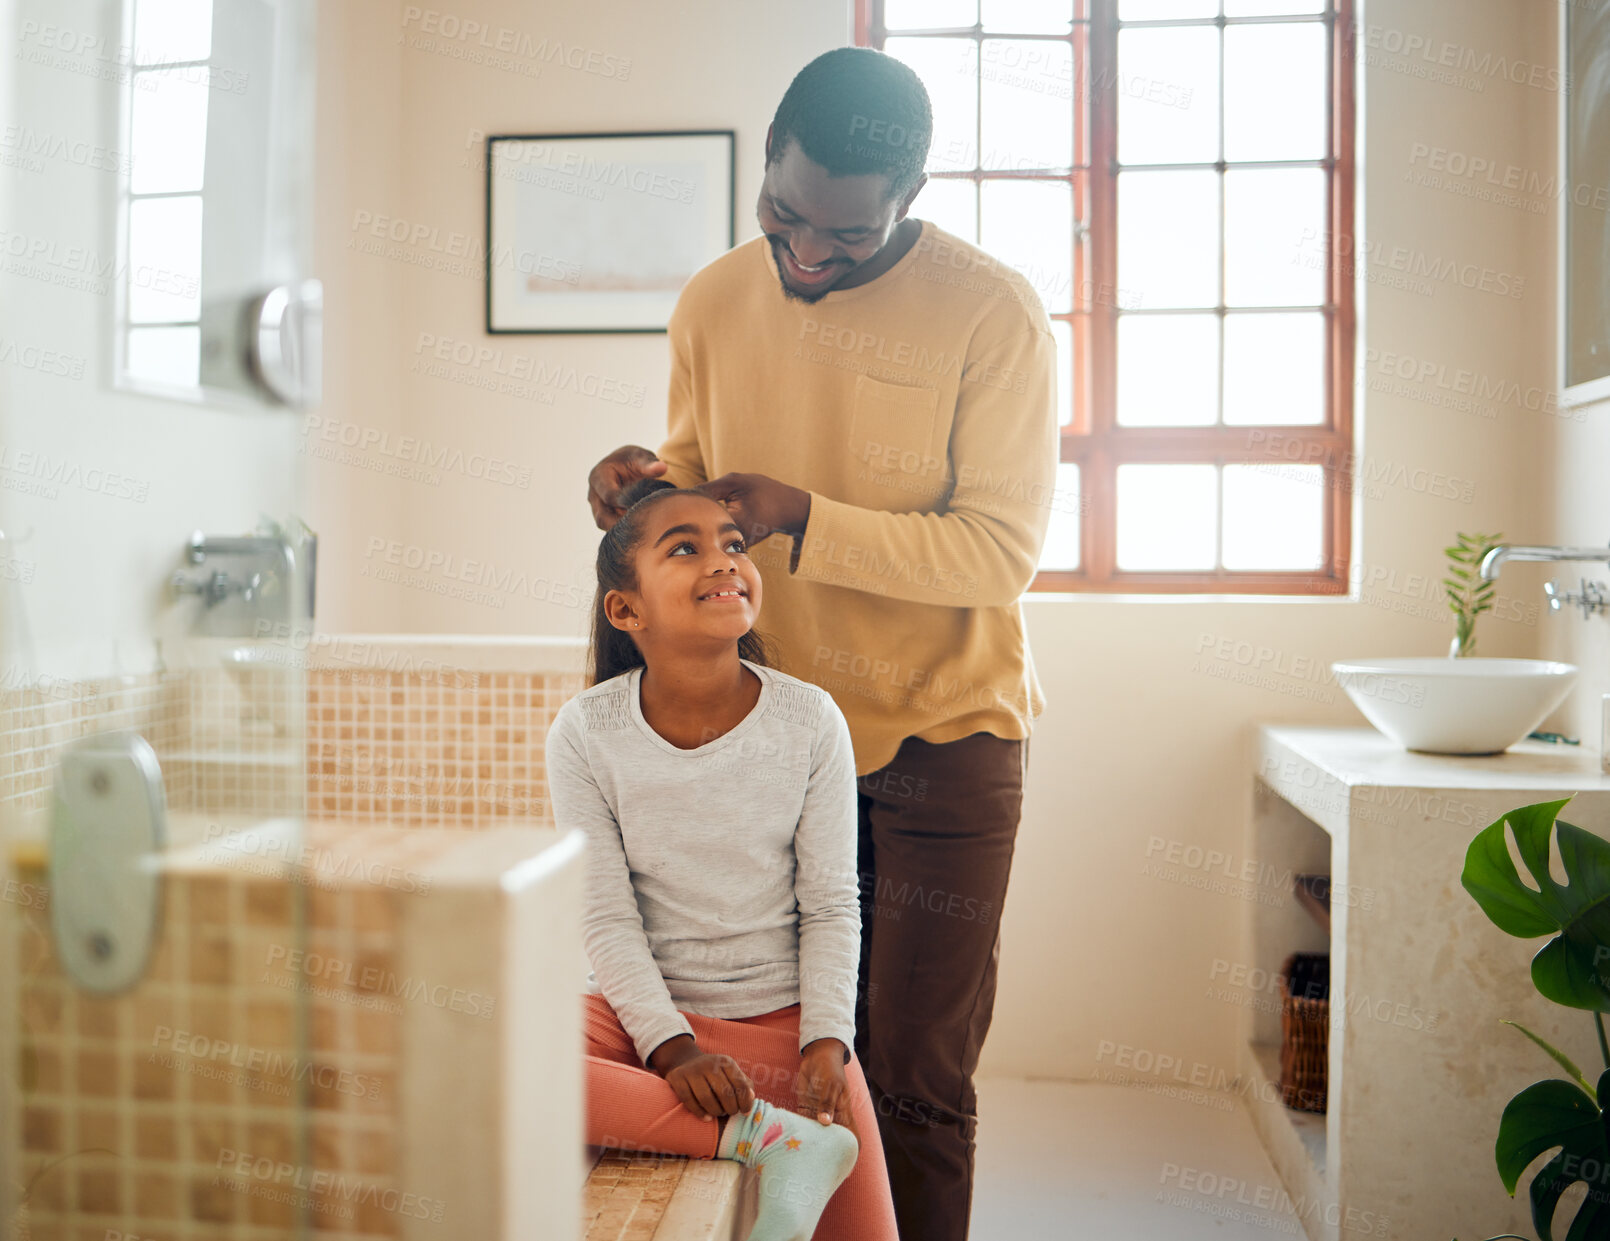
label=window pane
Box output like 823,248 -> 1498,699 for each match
1224,167 -> 1325,306
886,0 -> 978,27
1051,318 -> 1074,427
1117,464 -> 1217,570
1224,24 -> 1327,162
1041,462 -> 1082,569
1222,464 -> 1324,570
1117,170 -> 1218,308
981,40 -> 1074,170
983,0 -> 1074,34
130,68 -> 211,194
917,179 -> 978,242
1117,313 -> 1218,425
133,0 -> 212,64
886,39 -> 978,174
1119,0 -> 1217,18
128,196 -> 203,322
1116,26 -> 1219,165
1224,0 -> 1324,15
127,326 -> 200,387
980,179 -> 1074,312
1224,313 -> 1324,425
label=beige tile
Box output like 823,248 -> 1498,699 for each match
74,1167 -> 119,1214
188,930 -> 233,986
134,1171 -> 178,1218
22,1044 -> 63,1093
310,1120 -> 344,1170
189,1114 -> 236,1164
75,1049 -> 119,1097
135,1114 -> 177,1160
190,1174 -> 237,1223
246,998 -> 295,1049
133,1051 -> 176,1101
352,1125 -> 391,1176
21,1106 -> 60,1151
76,1108 -> 118,1153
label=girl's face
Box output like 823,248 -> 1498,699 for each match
609,494 -> 762,647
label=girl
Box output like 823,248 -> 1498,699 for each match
545,477 -> 900,1241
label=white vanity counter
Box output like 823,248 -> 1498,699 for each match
1244,725 -> 1610,1241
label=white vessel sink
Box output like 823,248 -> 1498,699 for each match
1330,657 -> 1578,755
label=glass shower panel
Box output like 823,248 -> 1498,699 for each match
1,0 -> 318,1236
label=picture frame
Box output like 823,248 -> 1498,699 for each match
484,130 -> 736,335
1560,3 -> 1610,406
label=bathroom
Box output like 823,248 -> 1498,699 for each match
4,0 -> 1610,1238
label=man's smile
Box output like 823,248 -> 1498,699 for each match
772,237 -> 850,289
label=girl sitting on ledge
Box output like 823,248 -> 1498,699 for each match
545,476 -> 899,1241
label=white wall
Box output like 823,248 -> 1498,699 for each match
312,0 -> 1576,1082
0,0 -> 312,682
311,0 -> 849,633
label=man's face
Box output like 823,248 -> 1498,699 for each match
757,134 -> 910,303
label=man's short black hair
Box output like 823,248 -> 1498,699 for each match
768,47 -> 933,202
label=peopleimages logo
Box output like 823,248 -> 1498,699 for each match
264,945 -> 496,1019
150,1026 -> 381,1099
214,1148 -> 445,1221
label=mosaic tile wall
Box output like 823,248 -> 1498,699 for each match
5,653 -> 590,1239
11,859 -> 411,1238
0,672 -> 187,837
302,667 -> 586,829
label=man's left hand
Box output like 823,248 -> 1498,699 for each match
694,472 -> 811,548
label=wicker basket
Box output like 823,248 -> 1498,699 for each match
1278,951 -> 1330,1113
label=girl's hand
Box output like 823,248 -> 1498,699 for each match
655,1039 -> 757,1120
796,1039 -> 856,1137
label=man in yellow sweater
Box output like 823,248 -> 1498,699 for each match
587,47 -> 1057,1241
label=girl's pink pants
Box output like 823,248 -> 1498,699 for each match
583,992 -> 900,1241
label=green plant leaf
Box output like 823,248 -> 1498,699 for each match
1505,1020 -> 1599,1103
1451,567 -> 1473,580
1494,1074 -> 1610,1241
1497,1077 -> 1601,1193
1463,798 -> 1610,1011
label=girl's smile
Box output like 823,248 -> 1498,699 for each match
616,494 -> 764,640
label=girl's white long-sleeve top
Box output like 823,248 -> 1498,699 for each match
543,658 -> 862,1067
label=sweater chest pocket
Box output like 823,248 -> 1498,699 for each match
847,375 -> 944,506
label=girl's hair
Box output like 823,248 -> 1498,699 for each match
586,476 -> 777,687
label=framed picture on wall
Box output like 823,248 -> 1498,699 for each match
1561,3 -> 1610,405
485,130 -> 735,334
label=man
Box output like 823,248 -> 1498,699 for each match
587,46 -> 1057,1241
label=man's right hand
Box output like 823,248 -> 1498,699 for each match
649,1034 -> 757,1120
588,445 -> 669,532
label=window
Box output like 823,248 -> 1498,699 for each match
859,0 -> 1355,594
117,0 -> 214,392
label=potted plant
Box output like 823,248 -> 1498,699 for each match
1445,532 -> 1505,657
1459,796 -> 1610,1240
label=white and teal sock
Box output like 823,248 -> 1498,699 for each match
714,1097 -> 858,1241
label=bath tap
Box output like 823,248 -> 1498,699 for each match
169,531 -> 292,609
1478,541 -> 1610,580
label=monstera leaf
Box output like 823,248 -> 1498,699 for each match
1463,798 -> 1610,1012
1495,1069 -> 1610,1241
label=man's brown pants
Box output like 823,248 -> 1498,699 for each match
852,730 -> 1030,1241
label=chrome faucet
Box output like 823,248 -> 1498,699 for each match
1479,541 -> 1610,619
1479,541 -> 1610,580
